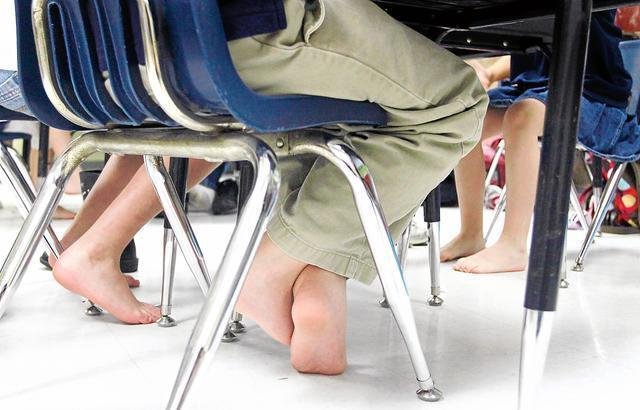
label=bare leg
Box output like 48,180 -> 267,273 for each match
53,159 -> 217,324
49,128 -> 81,194
48,155 -> 144,267
455,99 -> 545,273
234,236 -> 348,374
441,107 -> 506,261
290,265 -> 347,375
235,236 -> 308,345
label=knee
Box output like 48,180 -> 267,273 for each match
503,99 -> 546,138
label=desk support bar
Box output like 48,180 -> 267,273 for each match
518,1 -> 592,410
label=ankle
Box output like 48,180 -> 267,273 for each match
493,236 -> 527,254
456,229 -> 485,243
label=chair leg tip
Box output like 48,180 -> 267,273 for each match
378,298 -> 390,309
559,279 -> 570,289
427,296 -> 444,307
84,304 -> 103,316
571,263 -> 584,272
417,387 -> 443,402
157,315 -> 178,328
221,329 -> 239,343
229,320 -> 246,334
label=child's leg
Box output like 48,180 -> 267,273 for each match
235,236 -> 308,346
49,128 -> 81,194
48,155 -> 144,267
441,107 -> 506,261
53,159 -> 217,324
455,98 -> 545,273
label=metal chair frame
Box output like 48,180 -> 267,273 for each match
0,1 -> 443,409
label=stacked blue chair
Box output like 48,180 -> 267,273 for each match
0,0 -> 443,409
572,39 -> 640,272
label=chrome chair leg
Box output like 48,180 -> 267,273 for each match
0,145 -> 103,316
485,185 -> 507,242
569,181 -> 588,232
573,162 -> 627,272
380,223 -> 412,309
158,228 -> 178,327
484,139 -> 505,190
518,309 -> 554,410
229,312 -> 246,334
0,137 -> 97,320
166,146 -> 279,410
0,144 -> 62,258
297,139 -> 441,402
144,156 -> 212,295
427,222 -> 443,306
399,222 -> 412,270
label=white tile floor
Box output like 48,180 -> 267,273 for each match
0,189 -> 639,410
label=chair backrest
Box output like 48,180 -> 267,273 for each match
156,0 -> 387,132
19,0 -> 387,132
620,39 -> 640,116
14,0 -> 78,130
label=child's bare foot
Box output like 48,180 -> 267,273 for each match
440,233 -> 486,262
46,253 -> 139,288
52,242 -> 159,324
236,237 -> 308,345
453,240 -> 527,273
290,265 -> 347,375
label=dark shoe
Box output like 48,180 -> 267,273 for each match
211,180 -> 239,215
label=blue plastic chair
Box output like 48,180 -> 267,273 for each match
0,1 -> 442,409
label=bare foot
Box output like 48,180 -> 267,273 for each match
440,233 -> 486,262
53,243 -> 160,324
235,237 -> 308,345
46,254 -> 139,288
453,240 -> 527,273
290,265 -> 347,375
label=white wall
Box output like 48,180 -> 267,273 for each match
0,0 -> 18,70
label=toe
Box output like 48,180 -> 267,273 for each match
125,275 -> 141,288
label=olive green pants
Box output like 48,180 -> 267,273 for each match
228,0 -> 488,284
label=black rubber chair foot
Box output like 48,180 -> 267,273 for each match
40,252 -> 52,270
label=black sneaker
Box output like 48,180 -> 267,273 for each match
211,180 -> 239,215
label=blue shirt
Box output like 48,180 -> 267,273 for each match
510,10 -> 633,109
221,0 -> 287,40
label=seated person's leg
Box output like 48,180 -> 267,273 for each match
455,98 -> 545,273
53,159 -> 218,324
55,0 -> 486,373
232,0 -> 487,372
441,106 -> 507,262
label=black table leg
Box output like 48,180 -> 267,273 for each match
518,1 -> 592,409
